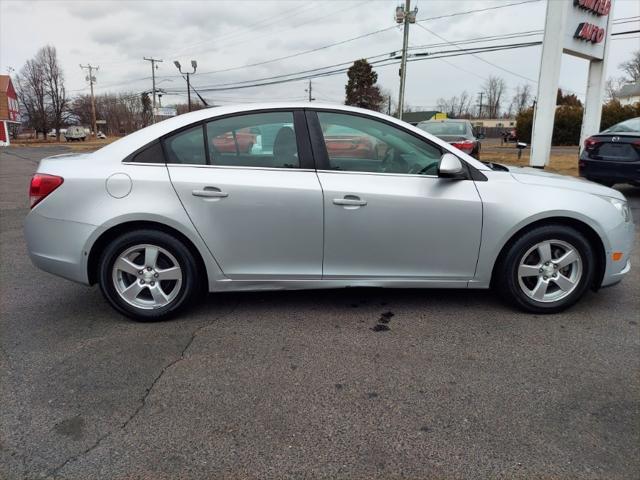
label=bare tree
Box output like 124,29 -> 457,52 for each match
456,91 -> 473,118
40,46 -> 69,141
436,90 -> 473,118
141,92 -> 153,127
510,84 -> 533,116
15,57 -> 48,138
482,76 -> 507,118
619,50 -> 640,83
378,87 -> 395,116
604,76 -> 625,102
71,91 -> 148,136
70,94 -> 94,127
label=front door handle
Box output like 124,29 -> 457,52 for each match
333,195 -> 367,207
192,187 -> 229,198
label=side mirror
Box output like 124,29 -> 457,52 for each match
477,132 -> 486,139
439,153 -> 466,179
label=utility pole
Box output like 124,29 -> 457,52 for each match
477,92 -> 484,118
305,79 -> 315,102
144,57 -> 163,123
395,0 -> 417,120
174,60 -> 198,112
388,95 -> 392,115
80,64 -> 99,138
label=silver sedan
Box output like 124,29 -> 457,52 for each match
24,104 -> 634,321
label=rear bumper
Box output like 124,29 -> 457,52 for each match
579,158 -> 640,183
600,219 -> 635,288
24,210 -> 96,285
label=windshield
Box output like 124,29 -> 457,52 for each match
603,117 -> 640,133
418,121 -> 469,136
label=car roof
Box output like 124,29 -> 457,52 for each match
92,102 -> 488,171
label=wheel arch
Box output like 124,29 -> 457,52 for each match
87,220 -> 210,288
490,216 -> 606,290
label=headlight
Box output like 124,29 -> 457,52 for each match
604,197 -> 631,223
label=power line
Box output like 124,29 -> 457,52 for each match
190,0 -> 547,78
143,57 -> 162,123
416,0 -> 542,23
167,1 -> 368,61
414,22 -> 538,84
163,41 -> 542,94
193,25 -> 398,77
612,29 -> 640,36
409,30 -> 544,51
165,2 -> 322,59
613,35 -> 640,41
79,64 -> 99,137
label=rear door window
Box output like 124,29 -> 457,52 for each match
206,112 -> 299,169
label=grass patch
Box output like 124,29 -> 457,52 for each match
483,146 -> 579,177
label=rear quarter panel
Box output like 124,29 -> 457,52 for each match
32,155 -> 225,288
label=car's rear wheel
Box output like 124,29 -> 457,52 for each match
495,225 -> 595,313
98,230 -> 200,321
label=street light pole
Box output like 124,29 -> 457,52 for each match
187,73 -> 191,112
174,60 -> 198,112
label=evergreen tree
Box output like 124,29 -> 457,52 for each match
344,59 -> 383,111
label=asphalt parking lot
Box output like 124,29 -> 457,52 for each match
1,146 -> 639,479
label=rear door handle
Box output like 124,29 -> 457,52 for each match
333,195 -> 367,207
192,187 -> 229,198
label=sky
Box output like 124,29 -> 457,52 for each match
1,0 -> 638,112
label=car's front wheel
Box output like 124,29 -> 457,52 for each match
495,225 -> 595,313
98,230 -> 200,321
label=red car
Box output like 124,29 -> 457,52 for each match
323,125 -> 376,159
212,128 -> 256,153
416,119 -> 481,159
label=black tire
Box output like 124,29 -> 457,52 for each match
593,178 -> 615,187
98,229 -> 200,321
494,225 -> 595,314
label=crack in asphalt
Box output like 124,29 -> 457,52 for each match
45,300 -> 240,479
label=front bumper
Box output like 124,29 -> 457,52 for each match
600,219 -> 635,287
24,210 -> 96,285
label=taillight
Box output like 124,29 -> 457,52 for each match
584,137 -> 599,150
30,173 -> 63,208
450,140 -> 474,153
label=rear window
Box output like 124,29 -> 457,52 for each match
604,117 -> 640,133
419,122 -> 469,136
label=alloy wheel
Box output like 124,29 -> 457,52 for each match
112,244 -> 183,309
517,239 -> 583,303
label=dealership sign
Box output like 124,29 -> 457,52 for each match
563,0 -> 611,60
154,107 -> 177,117
529,0 -> 614,168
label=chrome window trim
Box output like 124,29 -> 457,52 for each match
315,169 -> 439,179
163,163 -> 316,173
122,162 -> 166,167
122,162 -> 434,177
